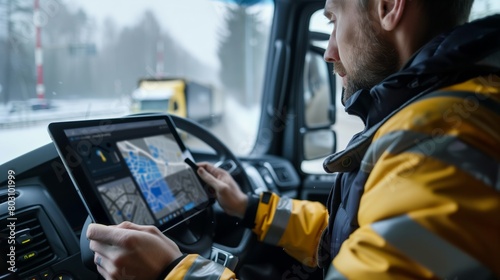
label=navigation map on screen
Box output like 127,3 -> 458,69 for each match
50,116 -> 211,230
116,134 -> 208,221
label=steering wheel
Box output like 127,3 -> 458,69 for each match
80,114 -> 256,273
168,114 -> 255,252
170,114 -> 251,186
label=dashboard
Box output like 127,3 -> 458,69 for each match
0,141 -> 301,280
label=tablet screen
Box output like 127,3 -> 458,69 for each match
48,115 -> 211,231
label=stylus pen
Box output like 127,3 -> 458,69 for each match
184,157 -> 199,171
184,158 -> 216,196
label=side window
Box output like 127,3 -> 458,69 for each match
470,0 -> 500,20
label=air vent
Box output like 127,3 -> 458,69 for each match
0,192 -> 19,204
1,210 -> 57,274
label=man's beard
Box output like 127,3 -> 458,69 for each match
335,18 -> 399,105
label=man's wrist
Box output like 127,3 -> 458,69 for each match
235,193 -> 249,219
240,193 -> 260,228
157,253 -> 188,280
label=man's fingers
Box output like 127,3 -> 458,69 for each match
197,162 -> 218,175
87,223 -> 109,241
199,162 -> 229,176
87,223 -> 130,246
196,162 -> 217,174
95,253 -> 104,268
197,167 -> 222,191
116,221 -> 159,234
94,254 -> 115,280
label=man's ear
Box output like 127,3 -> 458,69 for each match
377,0 -> 405,31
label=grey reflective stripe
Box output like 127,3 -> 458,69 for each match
406,136 -> 499,191
362,130 -> 499,190
371,215 -> 494,279
327,88 -> 500,174
184,255 -> 225,280
262,196 -> 292,245
324,263 -> 348,280
361,130 -> 428,173
420,90 -> 500,117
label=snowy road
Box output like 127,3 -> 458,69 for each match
0,97 -> 363,174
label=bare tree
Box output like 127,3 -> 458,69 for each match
217,3 -> 271,106
0,0 -> 35,104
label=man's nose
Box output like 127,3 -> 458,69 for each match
324,35 -> 340,63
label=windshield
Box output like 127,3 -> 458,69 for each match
1,0 -> 499,165
0,0 -> 273,164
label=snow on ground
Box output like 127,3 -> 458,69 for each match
0,96 -> 260,165
0,95 -> 362,175
0,98 -> 130,164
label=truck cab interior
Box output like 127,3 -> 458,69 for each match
0,0 -> 497,279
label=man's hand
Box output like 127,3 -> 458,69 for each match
87,222 -> 183,280
197,162 -> 248,219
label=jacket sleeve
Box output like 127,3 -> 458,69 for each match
325,82 -> 500,279
165,254 -> 236,280
250,192 -> 329,267
163,194 -> 329,279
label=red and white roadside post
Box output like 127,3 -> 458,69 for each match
34,0 -> 45,101
156,40 -> 164,79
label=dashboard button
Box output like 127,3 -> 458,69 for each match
39,269 -> 53,280
16,232 -> 33,245
51,273 -> 73,280
18,251 -> 37,262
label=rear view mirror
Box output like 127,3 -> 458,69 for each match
303,51 -> 335,127
303,129 -> 336,160
299,25 -> 338,172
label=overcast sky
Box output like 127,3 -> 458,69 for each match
68,0 -> 224,67
68,0 -> 273,67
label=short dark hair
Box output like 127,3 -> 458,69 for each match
358,0 -> 475,36
420,0 -> 474,32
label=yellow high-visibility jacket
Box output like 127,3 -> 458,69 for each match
165,78 -> 500,280
165,15 -> 500,280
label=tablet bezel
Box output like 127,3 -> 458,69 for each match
48,114 -> 214,232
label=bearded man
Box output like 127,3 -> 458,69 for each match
88,0 -> 500,279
